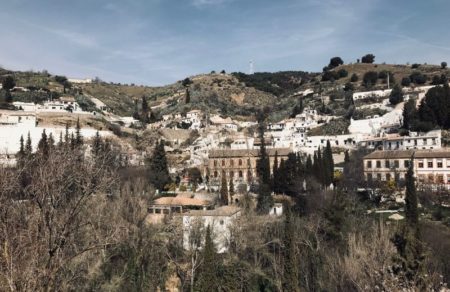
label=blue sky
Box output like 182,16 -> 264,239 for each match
0,0 -> 449,85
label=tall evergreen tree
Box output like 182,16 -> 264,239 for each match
196,225 -> 218,291
228,178 -> 235,203
75,118 -> 83,146
392,157 -> 425,283
92,131 -> 102,157
25,132 -> 32,155
37,129 -> 49,157
272,151 -> 279,192
325,140 -> 334,185
185,88 -> 191,104
64,123 -> 70,146
141,96 -> 150,123
147,140 -> 171,191
389,84 -> 404,105
256,110 -> 273,213
18,135 -> 25,157
283,208 -> 300,292
48,133 -> 55,153
220,174 -> 229,205
306,154 -> 313,174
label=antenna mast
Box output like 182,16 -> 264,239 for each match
249,60 -> 254,75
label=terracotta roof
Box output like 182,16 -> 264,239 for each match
209,147 -> 291,158
186,206 -> 241,217
364,149 -> 450,160
151,196 -> 211,206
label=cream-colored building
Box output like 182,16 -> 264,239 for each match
363,149 -> 450,188
205,148 -> 291,184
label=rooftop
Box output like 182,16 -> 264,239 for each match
209,147 -> 291,158
364,149 -> 450,160
151,196 -> 212,207
185,206 -> 241,217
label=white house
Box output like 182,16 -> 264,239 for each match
12,102 -> 38,112
360,130 -> 442,151
352,89 -> 392,101
182,206 -> 241,253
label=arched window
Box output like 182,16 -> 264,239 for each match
214,171 -> 218,178
239,170 -> 243,178
238,159 -> 242,166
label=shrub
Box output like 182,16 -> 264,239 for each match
337,69 -> 348,78
441,62 -> 447,69
350,73 -> 358,82
363,71 -> 378,87
401,77 -> 411,87
361,54 -> 375,64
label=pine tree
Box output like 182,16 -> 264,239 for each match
389,84 -> 404,105
18,135 -> 25,157
48,133 -> 55,152
64,123 -> 70,146
220,174 -> 228,205
196,225 -> 218,291
58,132 -> 64,149
37,129 -> 49,157
283,208 -> 300,292
75,118 -> 83,146
228,178 -> 235,203
25,132 -> 32,155
141,96 -> 150,123
306,154 -> 313,174
147,140 -> 171,191
392,157 -> 424,283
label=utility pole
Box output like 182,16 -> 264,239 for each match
249,60 -> 254,75
387,72 -> 390,89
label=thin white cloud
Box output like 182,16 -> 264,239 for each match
191,0 -> 233,7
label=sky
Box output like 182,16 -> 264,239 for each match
0,0 -> 449,86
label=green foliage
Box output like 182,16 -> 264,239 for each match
220,174 -> 228,205
196,225 -> 220,291
441,62 -> 447,69
328,57 -> 344,69
75,95 -> 97,112
147,140 -> 171,191
363,71 -> 378,88
232,71 -> 314,97
2,75 -> 16,91
361,54 -> 375,63
350,73 -> 358,82
389,84 -> 404,105
401,77 -> 412,87
337,68 -> 348,78
283,209 -> 300,291
409,71 -> 427,85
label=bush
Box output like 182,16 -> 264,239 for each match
328,57 -> 344,69
411,63 -> 421,69
401,77 -> 411,87
409,71 -> 427,84
363,71 -> 378,87
350,73 -> 358,82
337,69 -> 348,78
441,62 -> 447,69
361,54 -> 375,64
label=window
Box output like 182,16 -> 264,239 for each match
222,160 -> 225,166
214,171 -> 218,178
395,173 -> 400,182
386,173 -> 391,181
367,161 -> 372,168
394,160 -> 399,168
418,161 -> 424,168
376,161 -> 381,168
437,162 -> 443,168
404,160 -> 409,168
428,161 -> 433,168
229,171 -> 234,178
437,175 -> 444,184
432,138 -> 436,145
385,160 -> 390,168
423,138 -> 427,145
367,173 -> 372,181
377,173 -> 382,180
239,171 -> 243,178
247,159 -> 251,166
238,159 -> 242,166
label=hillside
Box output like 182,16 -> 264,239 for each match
1,61 -> 448,123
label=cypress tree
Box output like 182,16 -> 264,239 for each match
147,140 -> 171,191
196,225 -> 218,291
141,96 -> 150,123
272,151 -> 279,192
37,129 -> 49,157
283,208 -> 300,292
325,140 -> 334,185
58,132 -> 64,149
75,118 -> 83,146
220,174 -> 228,205
185,87 -> 191,104
18,135 -> 25,157
48,133 -> 55,153
306,154 -> 313,174
25,132 -> 32,156
256,110 -> 273,213
64,123 -> 70,146
392,157 -> 425,283
92,131 -> 102,157
229,178 -> 235,203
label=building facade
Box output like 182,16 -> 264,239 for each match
205,148 -> 291,184
363,149 -> 450,189
360,130 -> 441,151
